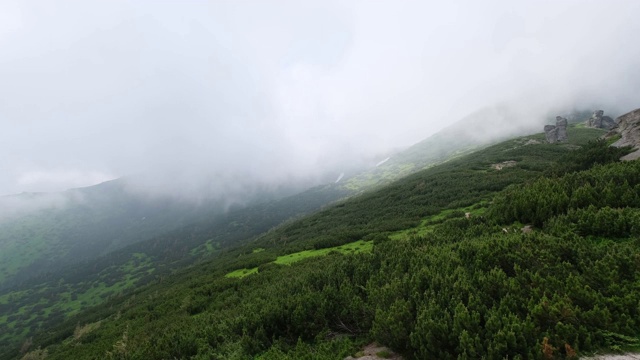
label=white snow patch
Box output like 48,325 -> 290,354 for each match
335,173 -> 345,183
375,157 -> 390,167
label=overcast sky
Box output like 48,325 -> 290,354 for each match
1,0 -> 639,196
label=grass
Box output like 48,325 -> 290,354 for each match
342,162 -> 419,191
606,134 -> 622,145
189,239 -> 219,256
120,253 -> 151,273
225,267 -> 258,279
0,230 -> 52,284
389,203 -> 488,240
224,240 -> 374,278
0,251 -> 153,347
274,240 -> 373,265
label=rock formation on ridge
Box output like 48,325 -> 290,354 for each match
555,116 -> 568,141
544,116 -> 569,143
610,108 -> 640,160
587,110 -> 616,130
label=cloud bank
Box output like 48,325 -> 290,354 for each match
1,0 -> 639,196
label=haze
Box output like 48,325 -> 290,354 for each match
2,0 -> 639,197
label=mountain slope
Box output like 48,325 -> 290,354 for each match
11,124 -> 640,359
1,180 -> 210,288
1,103 -> 594,290
0,104 -> 541,289
0,178 -> 314,289
0,182 -> 351,357
0,105 -> 576,355
338,104 -> 593,192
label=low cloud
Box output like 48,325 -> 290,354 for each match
0,191 -> 84,222
1,0 -> 639,197
16,170 -> 115,193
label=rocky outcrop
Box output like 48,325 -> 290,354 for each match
544,125 -> 557,143
610,108 -> 640,160
587,110 -> 616,130
556,116 -> 568,141
491,160 -> 517,170
544,116 -> 569,143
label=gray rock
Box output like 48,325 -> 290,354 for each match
545,116 -> 569,143
587,110 -> 616,130
611,108 -> 640,160
556,116 -> 568,142
544,125 -> 558,143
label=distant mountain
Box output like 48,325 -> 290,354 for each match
0,175 -> 324,289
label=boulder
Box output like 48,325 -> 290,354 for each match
544,125 -> 558,143
587,110 -> 616,130
611,108 -> 640,160
555,116 -> 568,142
544,116 -> 568,143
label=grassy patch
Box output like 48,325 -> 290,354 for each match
606,134 -> 622,145
389,203 -> 488,240
189,239 -> 218,256
225,267 -> 258,278
274,240 -> 373,265
120,252 -> 151,273
224,240 -> 374,278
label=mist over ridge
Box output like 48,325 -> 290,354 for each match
1,0 -> 639,198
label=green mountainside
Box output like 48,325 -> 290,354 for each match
7,123 -> 640,359
0,182 -> 351,356
337,105 -> 593,193
0,105 -> 524,290
338,105 -> 531,192
1,105 -> 559,357
0,180 -> 218,288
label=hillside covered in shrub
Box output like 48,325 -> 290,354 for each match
10,126 -> 640,360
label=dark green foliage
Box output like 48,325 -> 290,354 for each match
546,139 -> 633,176
0,184 -> 350,357
491,161 -> 640,228
7,127 -> 640,360
251,130 -> 589,255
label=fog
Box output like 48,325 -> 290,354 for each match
0,191 -> 83,222
2,0 -> 639,198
